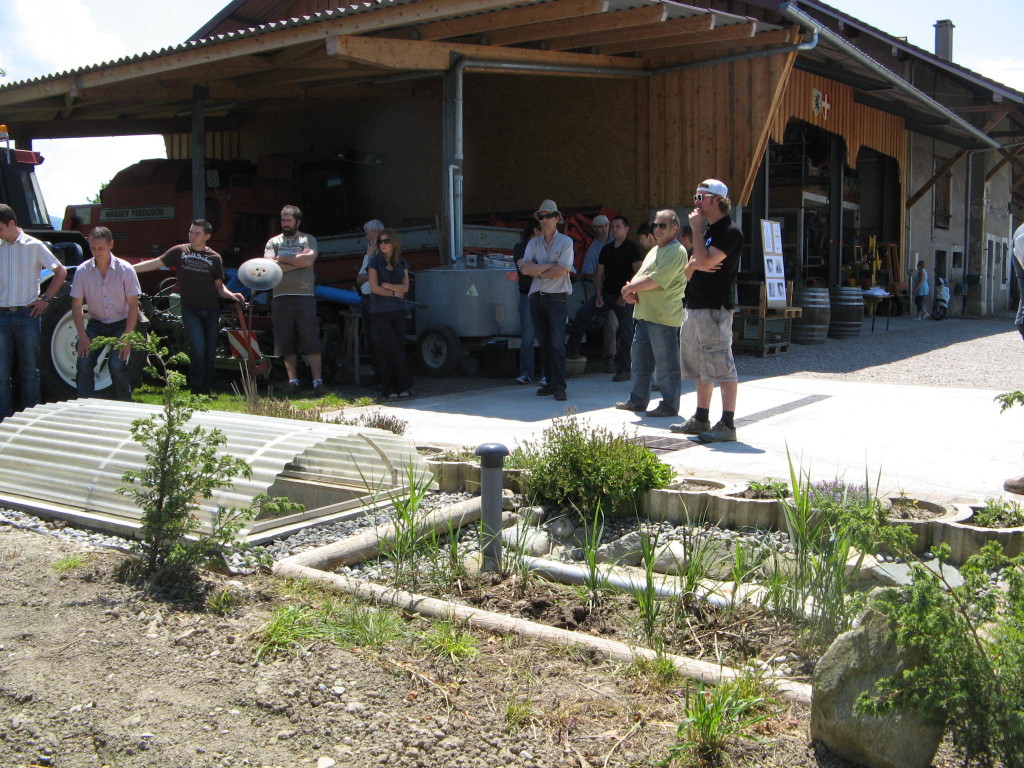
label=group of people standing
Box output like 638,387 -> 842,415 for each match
514,178 -> 744,444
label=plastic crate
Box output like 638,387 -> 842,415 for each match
734,316 -> 792,355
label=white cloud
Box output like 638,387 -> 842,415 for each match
8,0 -> 127,79
967,57 -> 1024,94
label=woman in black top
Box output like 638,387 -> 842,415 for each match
367,229 -> 412,398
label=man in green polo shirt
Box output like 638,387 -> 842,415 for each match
613,208 -> 687,417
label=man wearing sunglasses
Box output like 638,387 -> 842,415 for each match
672,179 -> 744,443
614,209 -> 688,417
519,199 -> 574,401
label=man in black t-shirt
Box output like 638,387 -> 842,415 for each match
672,179 -> 745,443
566,215 -> 643,381
135,219 -> 245,395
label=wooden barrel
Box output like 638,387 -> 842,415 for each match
791,286 -> 830,344
828,286 -> 864,339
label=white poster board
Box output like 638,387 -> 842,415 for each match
761,219 -> 787,308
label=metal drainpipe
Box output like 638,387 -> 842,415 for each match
448,28 -> 819,260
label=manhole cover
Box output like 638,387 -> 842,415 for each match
627,435 -> 698,454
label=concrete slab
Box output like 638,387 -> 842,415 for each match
357,369 -> 1022,505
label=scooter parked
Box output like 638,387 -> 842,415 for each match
932,278 -> 950,320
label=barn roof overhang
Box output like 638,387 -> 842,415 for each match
0,0 -> 995,155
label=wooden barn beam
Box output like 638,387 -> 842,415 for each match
489,4 -> 665,48
635,28 -> 792,61
326,35 -> 645,73
416,0 -> 608,42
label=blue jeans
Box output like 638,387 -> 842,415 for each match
627,319 -> 680,413
530,292 -> 568,393
567,295 -> 634,374
0,308 -> 41,420
518,292 -> 538,378
182,307 -> 220,395
77,318 -> 132,401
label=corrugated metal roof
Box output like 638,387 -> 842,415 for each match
0,399 -> 429,543
0,0 -> 413,92
0,0 -> 773,94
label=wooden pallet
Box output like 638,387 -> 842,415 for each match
736,305 -> 803,318
736,341 -> 790,358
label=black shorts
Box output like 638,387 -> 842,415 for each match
271,295 -> 321,356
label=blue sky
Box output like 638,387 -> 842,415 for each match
3,0 -> 1023,219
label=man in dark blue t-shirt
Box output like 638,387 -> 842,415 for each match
672,179 -> 744,443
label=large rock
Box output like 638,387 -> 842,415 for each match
596,531 -> 644,566
811,610 -> 944,768
500,524 -> 551,556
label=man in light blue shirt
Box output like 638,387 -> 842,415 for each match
520,199 -> 574,401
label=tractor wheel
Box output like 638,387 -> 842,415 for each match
416,325 -> 461,377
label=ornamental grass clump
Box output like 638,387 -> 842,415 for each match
509,411 -> 673,520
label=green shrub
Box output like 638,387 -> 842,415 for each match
858,542 -> 1024,768
509,411 -> 672,518
973,497 -> 1024,528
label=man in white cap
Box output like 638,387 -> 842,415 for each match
519,199 -> 574,401
672,179 -> 745,443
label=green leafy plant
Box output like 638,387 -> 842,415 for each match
767,454 -> 912,644
206,586 -> 242,615
857,542 -> 1024,768
510,411 -> 672,520
577,503 -> 608,609
378,461 -> 437,590
504,695 -> 536,733
344,409 -> 408,435
112,332 -> 265,582
995,390 -> 1024,413
51,553 -> 89,572
634,522 -> 666,650
972,497 -> 1024,528
418,620 -> 478,664
659,677 -> 776,765
745,478 -> 789,500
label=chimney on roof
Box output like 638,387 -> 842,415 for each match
934,19 -> 954,61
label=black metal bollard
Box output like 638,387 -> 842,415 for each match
475,442 -> 509,573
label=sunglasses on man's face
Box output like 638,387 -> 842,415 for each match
537,213 -> 558,220
653,222 -> 671,230
694,193 -> 717,203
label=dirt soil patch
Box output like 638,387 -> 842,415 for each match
0,527 -> 967,768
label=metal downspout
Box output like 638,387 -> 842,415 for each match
447,29 -> 817,258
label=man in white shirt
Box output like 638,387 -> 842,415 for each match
519,199 -> 574,401
0,204 -> 68,419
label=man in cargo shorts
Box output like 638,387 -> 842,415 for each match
672,179 -> 744,443
264,205 -> 326,396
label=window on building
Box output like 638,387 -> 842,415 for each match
1003,242 -> 1009,284
934,160 -> 952,229
953,251 -> 963,269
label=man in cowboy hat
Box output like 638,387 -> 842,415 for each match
518,199 -> 574,401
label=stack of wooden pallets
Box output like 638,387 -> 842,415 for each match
732,282 -> 801,357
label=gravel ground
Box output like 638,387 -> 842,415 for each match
734,315 -> 1021,390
